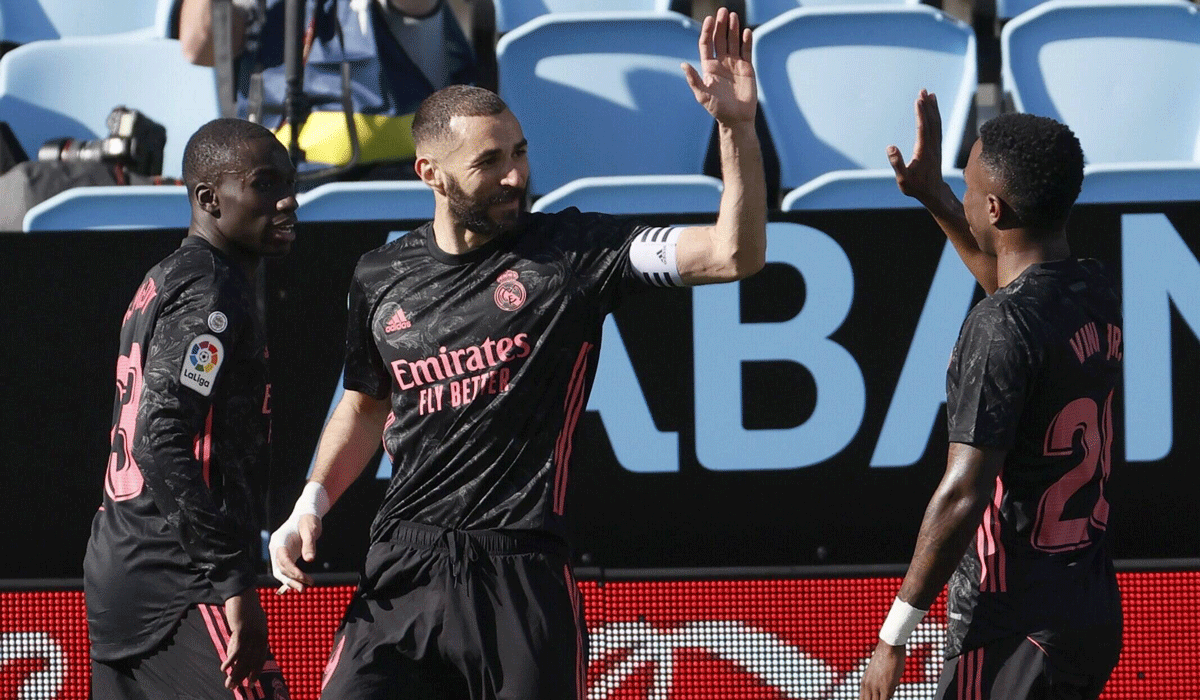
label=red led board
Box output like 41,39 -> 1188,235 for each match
2,571 -> 1195,699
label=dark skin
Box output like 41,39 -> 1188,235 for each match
860,92 -> 1075,700
187,134 -> 297,689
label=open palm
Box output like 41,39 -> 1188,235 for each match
684,8 -> 757,126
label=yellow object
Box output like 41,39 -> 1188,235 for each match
274,111 -> 416,165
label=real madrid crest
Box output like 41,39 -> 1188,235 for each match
494,270 -> 526,312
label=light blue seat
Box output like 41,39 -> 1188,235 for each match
0,0 -> 174,43
496,11 -> 712,197
0,36 -> 220,179
753,5 -> 976,207
1001,0 -> 1200,174
744,0 -> 921,27
492,0 -> 676,34
531,174 -> 723,214
781,169 -> 966,211
996,0 -> 1052,20
22,185 -> 189,231
296,181 -> 435,222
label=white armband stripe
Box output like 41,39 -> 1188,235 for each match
630,226 -> 683,288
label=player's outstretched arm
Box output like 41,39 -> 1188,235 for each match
270,389 -> 391,592
676,8 -> 767,286
888,90 -> 999,294
859,442 -> 1004,700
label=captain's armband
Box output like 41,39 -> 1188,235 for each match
629,227 -> 683,288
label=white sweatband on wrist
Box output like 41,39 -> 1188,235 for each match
629,226 -> 683,288
878,597 -> 928,646
292,481 -> 330,520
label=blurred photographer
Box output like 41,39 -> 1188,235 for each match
179,0 -> 480,185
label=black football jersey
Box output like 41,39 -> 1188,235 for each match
343,210 -> 672,546
944,258 -> 1123,657
84,237 -> 271,661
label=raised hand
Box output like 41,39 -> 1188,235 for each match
682,8 -> 757,127
887,89 -> 947,206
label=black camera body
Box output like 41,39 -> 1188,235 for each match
38,106 -> 167,177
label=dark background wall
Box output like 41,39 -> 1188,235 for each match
3,205 -> 1197,579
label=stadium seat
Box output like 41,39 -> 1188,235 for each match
492,0 -> 676,34
0,36 -> 219,180
0,0 -> 173,43
995,0 -> 1051,21
531,174 -> 723,214
743,0 -> 921,27
496,11 -> 713,197
781,170 -> 967,211
1001,0 -> 1200,166
22,185 -> 189,231
296,180 -> 435,222
753,5 -> 976,207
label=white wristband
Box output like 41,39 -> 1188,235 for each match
291,481 -> 330,520
878,597 -> 928,646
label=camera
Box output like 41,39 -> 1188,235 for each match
37,106 -> 167,176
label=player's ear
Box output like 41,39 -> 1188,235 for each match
194,181 -> 219,216
986,193 -> 1004,226
415,155 -> 445,196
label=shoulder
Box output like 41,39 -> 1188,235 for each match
525,208 -> 643,248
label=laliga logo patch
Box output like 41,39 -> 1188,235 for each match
207,310 -> 228,333
180,334 -> 224,396
494,270 -> 526,312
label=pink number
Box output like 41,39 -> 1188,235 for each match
105,344 -> 145,502
1033,390 -> 1114,552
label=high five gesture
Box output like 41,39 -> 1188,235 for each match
683,8 -> 757,126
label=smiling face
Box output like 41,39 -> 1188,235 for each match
424,110 -> 530,239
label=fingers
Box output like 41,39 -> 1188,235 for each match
681,62 -> 706,104
713,7 -> 729,60
741,26 -> 753,62
697,14 -> 714,61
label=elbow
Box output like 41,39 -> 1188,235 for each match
723,245 -> 766,282
178,28 -> 214,66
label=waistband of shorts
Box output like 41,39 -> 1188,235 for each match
380,520 -> 569,558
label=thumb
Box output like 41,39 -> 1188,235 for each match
681,63 -> 704,98
886,145 -> 906,178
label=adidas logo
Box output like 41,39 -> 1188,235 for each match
384,307 -> 412,333
656,245 -> 668,265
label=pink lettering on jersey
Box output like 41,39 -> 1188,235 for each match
105,344 -> 145,502
390,334 -> 532,391
122,277 -> 158,324
1068,322 -> 1101,364
1107,323 -> 1123,361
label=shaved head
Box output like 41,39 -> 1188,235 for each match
182,118 -> 279,197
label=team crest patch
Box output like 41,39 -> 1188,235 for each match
494,270 -> 526,312
207,311 -> 228,333
180,334 -> 224,396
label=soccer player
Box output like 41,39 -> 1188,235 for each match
859,92 -> 1123,699
268,8 -> 765,699
84,118 -> 298,699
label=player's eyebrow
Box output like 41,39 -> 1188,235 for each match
471,139 -> 528,167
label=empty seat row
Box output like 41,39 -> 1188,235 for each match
6,0 -> 1200,231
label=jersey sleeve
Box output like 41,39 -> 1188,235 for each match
554,209 -> 676,314
132,272 -> 258,601
342,267 -> 391,399
945,302 -> 1036,450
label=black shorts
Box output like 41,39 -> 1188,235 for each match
90,603 -> 289,700
935,631 -> 1120,700
319,521 -> 587,700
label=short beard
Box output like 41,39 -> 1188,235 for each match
445,174 -> 527,239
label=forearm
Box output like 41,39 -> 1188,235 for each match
308,390 -> 391,507
897,463 -> 993,610
712,121 -> 768,278
923,183 -> 998,294
179,0 -> 248,67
